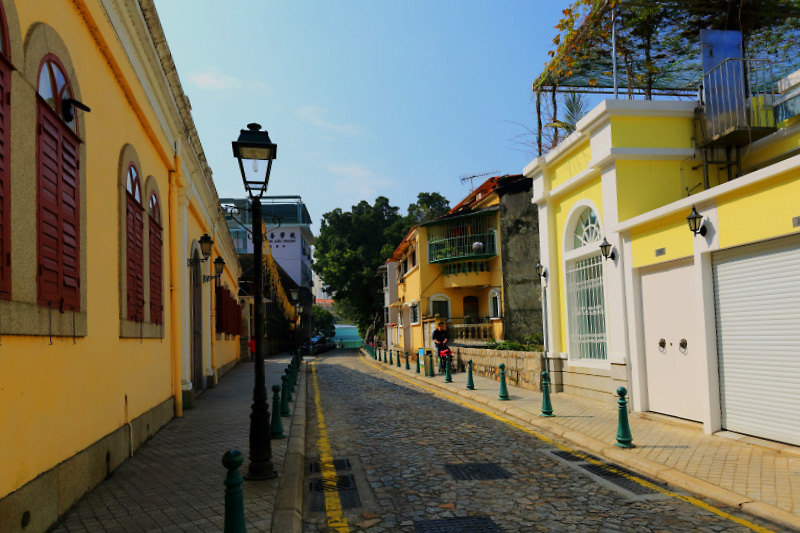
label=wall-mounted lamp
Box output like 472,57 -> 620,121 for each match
599,237 -> 616,261
687,205 -> 707,237
535,262 -> 547,279
203,257 -> 225,283
187,234 -> 214,266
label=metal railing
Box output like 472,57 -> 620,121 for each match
428,232 -> 497,263
702,57 -> 776,143
445,316 -> 500,345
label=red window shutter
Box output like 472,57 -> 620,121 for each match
125,195 -> 143,321
149,218 -> 162,324
215,284 -> 222,333
0,56 -> 11,297
60,132 -> 80,310
37,105 -> 64,308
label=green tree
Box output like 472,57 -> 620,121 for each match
311,305 -> 336,338
406,192 -> 450,225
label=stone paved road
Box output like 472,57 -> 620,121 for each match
304,351 -> 784,533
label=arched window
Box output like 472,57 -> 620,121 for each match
37,54 -> 80,310
565,208 -> 607,360
0,4 -> 11,298
430,294 -> 450,319
148,192 -> 163,325
125,165 -> 144,321
488,289 -> 501,319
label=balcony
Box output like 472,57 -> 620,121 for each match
447,316 -> 502,346
428,232 -> 496,263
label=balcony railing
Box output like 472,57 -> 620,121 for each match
702,58 -> 777,146
446,316 -> 500,346
428,232 -> 496,263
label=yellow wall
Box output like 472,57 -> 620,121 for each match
550,140 -> 592,190
629,213 -> 694,269
611,115 -> 694,149
616,160 -> 703,221
0,0 -> 240,500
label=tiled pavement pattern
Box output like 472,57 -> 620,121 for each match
53,356 -> 297,532
365,350 -> 800,529
303,351 -> 781,533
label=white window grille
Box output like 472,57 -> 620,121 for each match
566,254 -> 607,360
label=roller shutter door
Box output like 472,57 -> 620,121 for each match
713,235 -> 800,445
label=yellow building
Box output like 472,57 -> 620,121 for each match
527,60 -> 800,445
388,178 -> 509,356
0,1 -> 242,530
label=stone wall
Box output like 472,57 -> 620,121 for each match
498,182 -> 542,342
451,347 -> 544,392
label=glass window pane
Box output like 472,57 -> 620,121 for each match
38,65 -> 55,108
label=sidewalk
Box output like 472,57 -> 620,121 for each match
52,355 -> 307,533
361,350 -> 800,532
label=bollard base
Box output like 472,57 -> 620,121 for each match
540,413 -> 555,418
615,441 -> 635,449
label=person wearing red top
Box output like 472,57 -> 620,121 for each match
248,337 -> 256,360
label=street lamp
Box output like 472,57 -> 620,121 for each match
599,237 -> 616,261
686,205 -> 707,237
290,289 -> 302,355
535,262 -> 550,374
233,122 -> 277,480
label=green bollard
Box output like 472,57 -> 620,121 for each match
498,363 -> 510,401
444,354 -> 453,383
405,351 -> 410,370
415,351 -> 421,374
396,350 -> 401,368
270,385 -> 285,439
280,375 -> 291,417
466,360 -> 475,390
284,370 -> 294,401
540,371 -> 554,417
389,349 -> 393,365
615,387 -> 635,448
426,350 -> 435,377
222,449 -> 247,533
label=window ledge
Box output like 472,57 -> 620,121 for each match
0,300 -> 87,336
120,319 -> 164,339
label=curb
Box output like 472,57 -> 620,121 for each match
270,360 -> 307,533
360,350 -> 800,532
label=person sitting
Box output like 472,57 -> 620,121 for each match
432,322 -> 449,374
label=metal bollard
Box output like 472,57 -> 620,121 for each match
540,371 -> 554,417
389,349 -> 393,365
445,354 -> 453,383
615,387 -> 635,448
498,363 -> 510,401
426,350 -> 435,377
466,359 -> 475,390
222,449 -> 247,533
284,369 -> 294,401
396,350 -> 401,368
270,385 -> 285,439
280,375 -> 291,417
415,351 -> 421,374
405,351 -> 410,370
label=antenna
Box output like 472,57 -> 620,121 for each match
459,171 -> 497,193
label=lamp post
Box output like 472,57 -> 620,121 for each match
232,123 -> 277,480
535,262 -> 550,374
290,289 -> 301,355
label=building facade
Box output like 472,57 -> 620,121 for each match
0,1 -> 242,530
527,64 -> 800,445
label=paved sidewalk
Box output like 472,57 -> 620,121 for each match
53,355 -> 306,532
362,351 -> 800,532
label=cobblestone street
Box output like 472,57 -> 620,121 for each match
304,350 -> 783,533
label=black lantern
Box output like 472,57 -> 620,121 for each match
199,233 -> 213,258
599,237 -> 616,261
203,256 -> 226,283
289,288 -> 299,302
687,205 -> 707,236
535,262 -> 546,278
232,123 -> 277,198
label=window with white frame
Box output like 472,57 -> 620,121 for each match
411,303 -> 419,324
565,208 -> 607,360
488,289 -> 501,318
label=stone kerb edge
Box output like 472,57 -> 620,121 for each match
270,360 -> 307,533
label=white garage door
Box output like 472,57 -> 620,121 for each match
713,235 -> 800,445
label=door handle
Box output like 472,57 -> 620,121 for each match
658,338 -> 666,350
679,338 -> 688,352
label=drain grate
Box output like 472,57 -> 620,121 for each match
309,458 -> 351,473
308,474 -> 361,512
415,516 -> 502,532
577,463 -> 658,496
444,463 -> 510,481
551,450 -> 600,463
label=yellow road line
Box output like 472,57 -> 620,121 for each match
360,351 -> 774,533
311,362 -> 350,532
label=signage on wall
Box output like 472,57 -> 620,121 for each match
269,231 -> 297,248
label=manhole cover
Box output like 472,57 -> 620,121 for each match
444,463 -> 510,481
578,463 -> 658,496
309,458 -> 351,473
308,474 -> 361,512
415,516 -> 502,532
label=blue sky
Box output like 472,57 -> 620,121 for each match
154,1 -> 571,229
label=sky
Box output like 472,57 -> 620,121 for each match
153,0 -> 572,231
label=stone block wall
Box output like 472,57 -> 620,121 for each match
451,347 -> 544,392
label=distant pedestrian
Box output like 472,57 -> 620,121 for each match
432,322 -> 449,373
248,337 -> 255,361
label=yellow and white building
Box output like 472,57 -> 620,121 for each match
0,1 -> 242,530
527,65 -> 800,445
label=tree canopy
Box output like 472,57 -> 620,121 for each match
313,193 -> 450,337
311,305 -> 336,338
